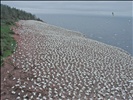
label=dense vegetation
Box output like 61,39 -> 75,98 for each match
1,4 -> 43,22
0,4 -> 43,66
1,23 -> 16,64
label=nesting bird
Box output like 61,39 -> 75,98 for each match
9,20 -> 133,99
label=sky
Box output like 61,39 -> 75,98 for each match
1,1 -> 133,17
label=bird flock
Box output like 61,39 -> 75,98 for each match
7,20 -> 133,99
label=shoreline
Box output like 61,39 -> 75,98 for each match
38,14 -> 132,56
41,20 -> 132,56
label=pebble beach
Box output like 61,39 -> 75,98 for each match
1,20 -> 133,100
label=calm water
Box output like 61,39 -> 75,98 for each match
37,14 -> 133,55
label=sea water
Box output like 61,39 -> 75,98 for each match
37,14 -> 133,55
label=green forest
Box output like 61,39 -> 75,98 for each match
0,4 -> 43,66
1,4 -> 43,22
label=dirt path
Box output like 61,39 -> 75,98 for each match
1,20 -> 133,100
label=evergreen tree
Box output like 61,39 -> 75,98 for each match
1,4 -> 43,22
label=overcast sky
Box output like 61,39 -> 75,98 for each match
1,1 -> 133,17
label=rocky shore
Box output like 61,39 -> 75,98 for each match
1,20 -> 133,100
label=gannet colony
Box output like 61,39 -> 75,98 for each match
4,20 -> 133,99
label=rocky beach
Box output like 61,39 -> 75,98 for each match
1,20 -> 133,100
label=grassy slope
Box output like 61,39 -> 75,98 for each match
1,21 -> 16,66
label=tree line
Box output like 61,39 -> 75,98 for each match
1,4 -> 43,22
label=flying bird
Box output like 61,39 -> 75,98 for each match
112,12 -> 114,16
